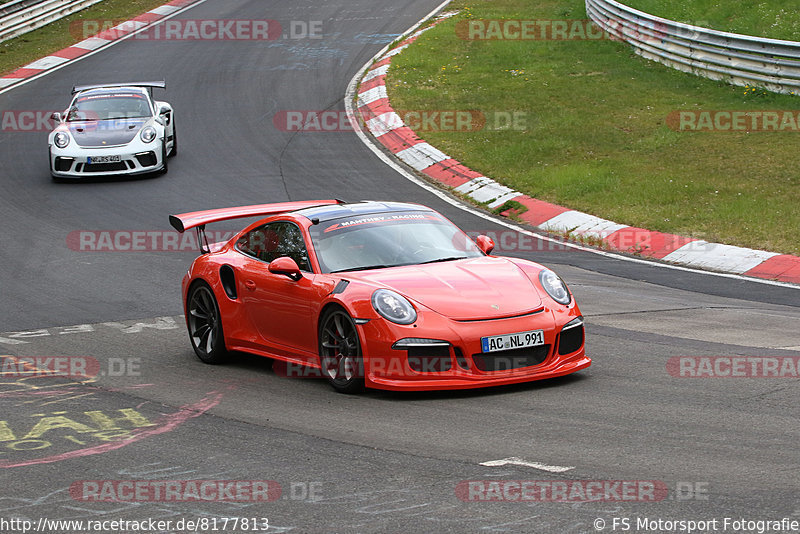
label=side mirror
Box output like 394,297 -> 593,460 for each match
50,112 -> 61,122
268,256 -> 302,280
476,235 -> 495,255
157,106 -> 170,126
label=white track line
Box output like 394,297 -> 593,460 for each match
480,457 -> 575,473
343,2 -> 800,291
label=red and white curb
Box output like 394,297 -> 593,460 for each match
354,15 -> 800,285
0,0 -> 202,91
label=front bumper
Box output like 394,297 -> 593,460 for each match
358,307 -> 590,391
49,141 -> 164,178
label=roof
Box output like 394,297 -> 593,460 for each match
295,201 -> 432,223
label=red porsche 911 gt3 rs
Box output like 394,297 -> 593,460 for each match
169,200 -> 590,392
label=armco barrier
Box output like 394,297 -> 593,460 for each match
586,0 -> 800,94
0,0 -> 106,43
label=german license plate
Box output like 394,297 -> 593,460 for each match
87,155 -> 121,164
481,329 -> 544,353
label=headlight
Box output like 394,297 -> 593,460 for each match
539,269 -> 572,305
371,289 -> 417,325
140,126 -> 157,143
54,132 -> 70,148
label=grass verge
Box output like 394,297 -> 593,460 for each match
1,0 -> 169,77
621,0 -> 800,41
387,0 -> 800,255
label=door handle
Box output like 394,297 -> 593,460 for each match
244,280 -> 256,290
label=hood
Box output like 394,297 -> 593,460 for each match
352,257 -> 542,321
68,118 -> 148,147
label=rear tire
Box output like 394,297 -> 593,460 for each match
318,308 -> 365,394
186,282 -> 228,364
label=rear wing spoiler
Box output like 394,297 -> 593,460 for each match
169,200 -> 345,253
72,81 -> 166,96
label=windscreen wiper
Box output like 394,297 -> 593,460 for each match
418,256 -> 468,264
331,264 -> 393,273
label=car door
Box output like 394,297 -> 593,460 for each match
235,221 -> 319,363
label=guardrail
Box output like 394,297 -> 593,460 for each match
1,0 -> 44,17
586,0 -> 800,94
0,0 -> 106,43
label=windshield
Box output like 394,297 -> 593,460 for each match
67,92 -> 152,121
309,211 -> 484,273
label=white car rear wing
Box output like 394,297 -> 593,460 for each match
71,81 -> 166,95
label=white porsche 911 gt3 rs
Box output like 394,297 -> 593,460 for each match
48,81 -> 176,180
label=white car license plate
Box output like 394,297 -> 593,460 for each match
87,155 -> 121,164
481,330 -> 544,353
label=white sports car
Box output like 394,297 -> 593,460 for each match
48,81 -> 176,180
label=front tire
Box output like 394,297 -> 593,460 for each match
318,308 -> 364,393
168,119 -> 177,157
187,282 -> 228,364
159,142 -> 169,174
50,150 -> 63,182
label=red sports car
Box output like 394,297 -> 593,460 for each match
169,200 -> 590,392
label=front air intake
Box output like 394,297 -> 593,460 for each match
558,317 -> 585,355
472,346 -> 549,372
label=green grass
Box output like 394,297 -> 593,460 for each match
387,0 -> 800,255
0,0 -> 168,76
621,0 -> 800,41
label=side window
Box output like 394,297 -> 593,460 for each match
236,222 -> 311,272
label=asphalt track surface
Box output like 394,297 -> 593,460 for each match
0,1 -> 799,532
